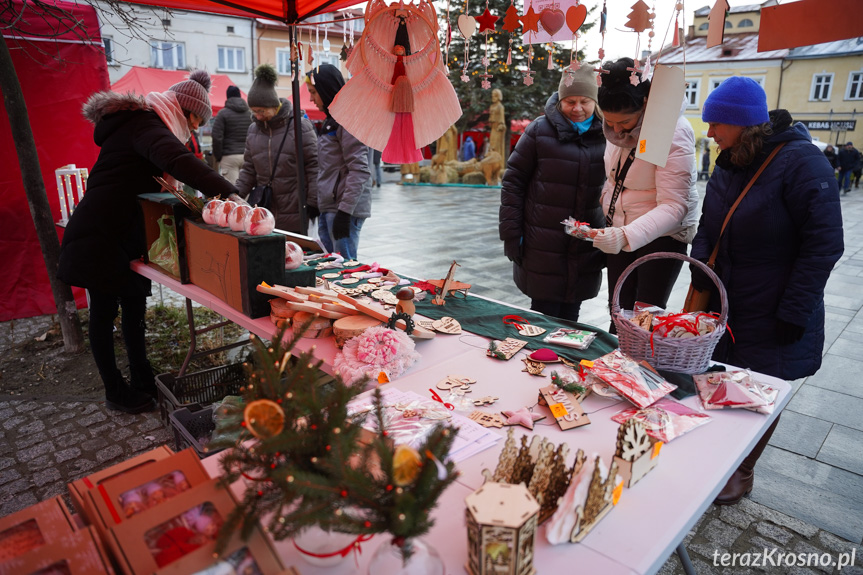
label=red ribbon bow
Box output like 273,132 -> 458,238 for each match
429,388 -> 455,410
503,315 -> 530,331
294,533 -> 375,568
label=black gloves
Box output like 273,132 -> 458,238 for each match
689,260 -> 716,293
306,205 -> 320,222
775,318 -> 806,345
504,238 -> 523,266
332,210 -> 352,240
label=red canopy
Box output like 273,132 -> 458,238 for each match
122,0 -> 362,23
112,67 -> 245,115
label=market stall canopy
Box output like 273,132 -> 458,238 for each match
118,0 -> 362,23
112,67 -> 244,115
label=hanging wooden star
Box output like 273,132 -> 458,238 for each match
477,8 -> 499,34
521,6 -> 540,34
502,4 -> 521,33
501,407 -> 546,430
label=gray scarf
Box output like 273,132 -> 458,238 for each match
602,111 -> 644,149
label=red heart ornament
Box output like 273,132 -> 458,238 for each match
539,9 -> 565,36
566,4 -> 587,34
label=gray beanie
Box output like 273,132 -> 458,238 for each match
247,64 -> 280,108
168,69 -> 212,123
558,66 -> 598,102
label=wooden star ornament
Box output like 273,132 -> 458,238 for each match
477,8 -> 499,34
501,407 -> 546,430
521,6 -> 540,34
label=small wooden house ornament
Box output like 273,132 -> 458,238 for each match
465,482 -> 540,575
612,418 -> 661,488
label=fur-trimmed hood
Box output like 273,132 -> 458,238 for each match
82,91 -> 149,125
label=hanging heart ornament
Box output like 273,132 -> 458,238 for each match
539,9 -> 565,36
566,4 -> 587,34
458,14 -> 477,38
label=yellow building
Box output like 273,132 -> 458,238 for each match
657,2 -> 863,168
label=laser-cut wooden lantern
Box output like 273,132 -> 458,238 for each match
465,482 -> 540,575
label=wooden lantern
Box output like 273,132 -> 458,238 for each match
465,482 -> 540,575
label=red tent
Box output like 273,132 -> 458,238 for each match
0,0 -> 108,321
116,0 -> 362,23
112,67 -> 246,115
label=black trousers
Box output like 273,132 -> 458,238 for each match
606,236 -> 688,332
530,299 -> 582,323
88,286 -> 153,389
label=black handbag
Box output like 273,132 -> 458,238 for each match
248,118 -> 291,209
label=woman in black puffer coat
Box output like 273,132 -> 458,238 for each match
499,68 -> 606,322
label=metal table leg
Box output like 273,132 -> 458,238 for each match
677,542 -> 698,575
178,297 -> 248,377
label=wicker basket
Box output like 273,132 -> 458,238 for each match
611,252 -> 728,374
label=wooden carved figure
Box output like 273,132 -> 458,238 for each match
465,482 -> 539,575
488,89 -> 507,166
613,418 -> 660,487
430,260 -> 471,305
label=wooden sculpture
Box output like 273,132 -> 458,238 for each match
612,418 -> 660,487
429,261 -> 471,305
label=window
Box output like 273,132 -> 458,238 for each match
276,48 -> 291,75
709,77 -> 730,92
846,71 -> 863,100
227,25 -> 235,33
161,18 -> 171,27
738,18 -> 754,28
150,40 -> 185,69
698,22 -> 708,30
103,36 -> 114,65
810,73 -> 833,101
685,79 -> 700,108
312,50 -> 340,68
725,20 -> 732,28
218,46 -> 244,72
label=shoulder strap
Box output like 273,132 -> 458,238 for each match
605,148 -> 637,227
268,117 -> 292,183
706,142 -> 787,267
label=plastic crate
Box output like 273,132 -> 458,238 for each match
169,405 -> 223,458
155,362 -> 246,425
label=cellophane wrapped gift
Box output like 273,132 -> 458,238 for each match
561,217 -> 594,240
543,328 -> 597,350
693,370 -> 778,415
586,350 -> 677,408
611,398 -> 712,443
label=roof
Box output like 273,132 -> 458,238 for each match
655,33 -> 788,64
786,37 -> 863,59
693,3 -> 762,17
466,482 -> 539,526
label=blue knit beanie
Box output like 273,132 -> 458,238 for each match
702,77 -> 769,126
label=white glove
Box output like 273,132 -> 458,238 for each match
594,227 -> 628,254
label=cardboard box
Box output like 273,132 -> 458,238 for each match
0,526 -> 114,574
0,496 -> 76,564
185,218 -> 286,319
85,449 -> 211,544
68,445 -> 175,525
106,478 -> 285,575
139,193 -> 193,283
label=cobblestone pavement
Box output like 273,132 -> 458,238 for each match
1,172 -> 861,574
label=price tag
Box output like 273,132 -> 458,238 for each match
377,371 -> 390,384
549,403 -> 569,418
651,441 -> 663,460
580,359 -> 594,368
612,481 -> 623,506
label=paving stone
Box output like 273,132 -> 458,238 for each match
80,402 -> 100,415
58,401 -> 83,410
816,529 -> 863,558
31,404 -> 58,418
0,408 -> 14,420
126,435 -> 162,452
759,447 -> 863,506
738,498 -> 820,538
791,540 -> 834,573
17,441 -> 55,463
0,468 -> 22,486
787,386 -> 863,432
15,402 -> 39,413
840,566 -> 863,575
81,437 -> 108,452
76,411 -> 108,427
719,504 -> 757,530
55,432 -> 88,450
703,518 -> 743,549
47,421 -> 76,438
15,431 -> 48,450
109,427 -> 134,441
691,558 -> 722,575
96,444 -> 124,464
816,425 -> 863,475
54,447 -> 81,464
2,415 -> 28,430
0,457 -> 14,472
804,355 -> 863,400
66,458 -> 96,477
0,478 -> 31,500
688,542 -> 729,563
755,522 -> 794,546
26,455 -> 53,473
0,492 -> 37,516
768,411 -> 832,458
657,557 -> 680,575
32,467 -> 61,487
36,482 -> 66,502
88,422 -> 117,437
54,409 -> 78,422
136,417 -> 163,433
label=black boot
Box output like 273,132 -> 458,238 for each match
129,360 -> 158,398
714,416 -> 780,506
104,370 -> 156,414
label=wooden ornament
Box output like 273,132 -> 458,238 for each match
429,260 -> 471,305
473,395 -> 499,406
351,272 -> 367,278
521,5 -> 540,33
538,385 -> 590,431
367,276 -> 384,284
612,418 -> 660,488
415,319 -> 435,331
566,4 -> 587,33
501,407 -> 545,430
468,410 -> 506,428
436,374 -> 477,393
336,292 -> 435,340
343,260 -> 359,266
340,277 -> 360,285
521,358 -> 546,376
554,454 -> 620,543
432,316 -> 462,334
502,4 -> 521,32
322,272 -> 341,279
476,7 -> 499,33
518,324 -> 546,337
292,311 -> 333,339
487,337 -> 527,360
371,289 -> 399,305
333,315 -> 383,349
539,8 -> 565,35
268,298 -> 297,319
458,14 -> 477,37
624,0 -> 651,33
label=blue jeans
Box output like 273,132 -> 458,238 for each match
839,169 -> 852,191
318,212 -> 364,260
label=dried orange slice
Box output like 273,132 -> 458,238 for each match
243,399 -> 285,439
392,444 -> 422,486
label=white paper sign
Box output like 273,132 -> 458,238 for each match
636,64 -> 686,168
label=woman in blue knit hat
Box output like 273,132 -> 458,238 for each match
691,76 -> 844,505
